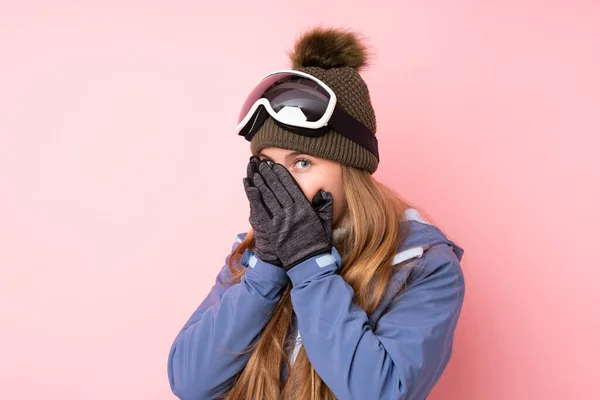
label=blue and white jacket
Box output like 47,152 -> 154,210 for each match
167,209 -> 466,400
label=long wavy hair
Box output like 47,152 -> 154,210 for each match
222,164 -> 426,400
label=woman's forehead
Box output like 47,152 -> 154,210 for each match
258,148 -> 311,160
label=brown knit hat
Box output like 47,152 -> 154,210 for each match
249,27 -> 379,174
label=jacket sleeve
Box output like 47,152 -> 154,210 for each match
167,235 -> 289,400
286,243 -> 465,400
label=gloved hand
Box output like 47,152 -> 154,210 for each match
242,157 -> 332,270
243,156 -> 282,267
310,189 -> 334,244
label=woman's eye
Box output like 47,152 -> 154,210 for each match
294,159 -> 311,169
264,160 -> 274,167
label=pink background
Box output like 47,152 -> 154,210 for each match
1,1 -> 598,399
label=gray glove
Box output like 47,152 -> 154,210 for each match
243,158 -> 332,270
244,156 -> 282,267
311,189 -> 334,244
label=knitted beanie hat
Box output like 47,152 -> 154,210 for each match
248,27 -> 379,174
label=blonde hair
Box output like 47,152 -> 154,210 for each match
222,165 -> 423,399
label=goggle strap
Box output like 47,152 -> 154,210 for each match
328,106 -> 379,161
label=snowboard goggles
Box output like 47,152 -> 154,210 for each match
236,70 -> 379,160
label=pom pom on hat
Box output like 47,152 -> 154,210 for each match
288,26 -> 370,71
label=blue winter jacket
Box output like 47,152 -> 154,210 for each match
167,208 -> 465,400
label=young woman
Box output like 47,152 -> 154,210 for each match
167,27 -> 465,400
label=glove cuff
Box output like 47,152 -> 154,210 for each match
283,246 -> 332,270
